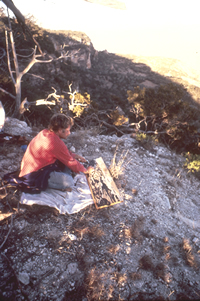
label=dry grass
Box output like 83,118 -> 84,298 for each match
121,217 -> 145,243
109,146 -> 131,180
154,236 -> 172,283
165,252 -> 171,261
107,244 -> 120,255
86,268 -> 128,300
116,272 -> 127,286
72,218 -> 90,239
163,236 -> 169,243
182,238 -> 197,268
86,267 -> 114,301
74,226 -> 89,240
130,272 -> 142,281
163,239 -> 171,261
155,263 -> 171,283
88,224 -> 105,239
139,255 -> 154,270
124,227 -> 132,239
129,216 -> 144,242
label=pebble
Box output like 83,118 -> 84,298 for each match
70,146 -> 76,152
67,263 -> 78,274
192,237 -> 199,244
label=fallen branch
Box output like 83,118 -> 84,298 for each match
0,214 -> 13,249
100,120 -> 126,135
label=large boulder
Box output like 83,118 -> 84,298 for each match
3,117 -> 32,136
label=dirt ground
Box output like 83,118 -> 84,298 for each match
0,125 -> 200,301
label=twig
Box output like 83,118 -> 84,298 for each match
0,47 -> 6,59
25,73 -> 45,80
16,49 -> 35,58
0,87 -> 15,99
100,120 -> 126,135
0,214 -> 13,249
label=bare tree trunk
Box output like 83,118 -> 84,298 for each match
2,0 -> 43,54
4,26 -> 74,118
13,77 -> 22,118
2,0 -> 25,25
5,28 -> 21,118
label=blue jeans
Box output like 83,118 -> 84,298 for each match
48,166 -> 74,190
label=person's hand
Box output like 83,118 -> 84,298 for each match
84,166 -> 94,175
75,154 -> 87,163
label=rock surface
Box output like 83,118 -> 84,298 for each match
3,117 -> 32,136
0,127 -> 200,300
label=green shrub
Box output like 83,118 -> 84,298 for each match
184,152 -> 200,173
127,83 -> 185,118
70,92 -> 91,117
136,132 -> 148,141
110,109 -> 129,126
135,132 -> 159,146
127,83 -> 200,153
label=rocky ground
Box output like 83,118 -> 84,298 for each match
0,121 -> 200,301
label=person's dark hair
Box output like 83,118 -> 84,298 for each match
48,113 -> 74,132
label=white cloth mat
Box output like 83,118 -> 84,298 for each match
20,174 -> 94,214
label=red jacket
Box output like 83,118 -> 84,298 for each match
19,129 -> 87,177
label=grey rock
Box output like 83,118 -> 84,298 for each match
4,117 -> 32,135
67,262 -> 78,274
18,272 -> 30,285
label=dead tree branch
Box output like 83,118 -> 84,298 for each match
3,0 -> 43,55
0,87 -> 15,99
63,83 -> 88,112
2,0 -> 25,25
5,26 -> 61,117
3,13 -> 79,117
16,49 -> 35,58
19,87 -> 65,114
5,29 -> 15,85
82,112 -> 127,135
0,47 -> 6,60
0,214 -> 13,250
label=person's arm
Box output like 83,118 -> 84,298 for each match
69,152 -> 94,174
51,136 -> 87,173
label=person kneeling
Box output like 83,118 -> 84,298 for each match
4,113 -> 93,193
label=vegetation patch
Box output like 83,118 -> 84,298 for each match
127,83 -> 200,153
184,152 -> 200,174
